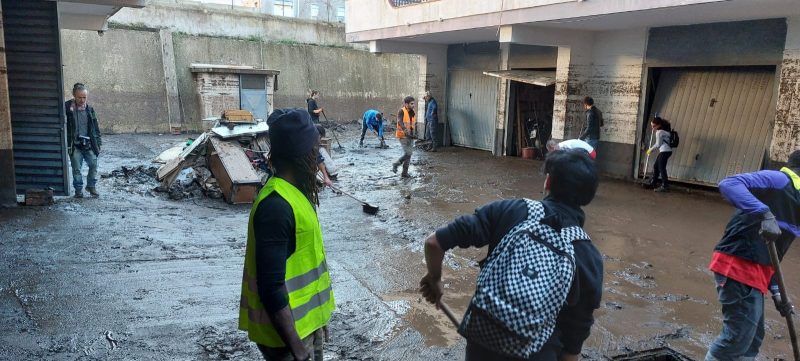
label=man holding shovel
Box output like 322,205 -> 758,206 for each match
419,150 -> 603,360
705,150 -> 800,361
392,96 -> 416,178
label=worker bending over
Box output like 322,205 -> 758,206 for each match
360,109 -> 385,148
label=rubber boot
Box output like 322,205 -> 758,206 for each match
392,162 -> 399,174
401,163 -> 410,178
380,139 -> 386,149
359,140 -> 364,148
74,189 -> 84,198
86,187 -> 100,197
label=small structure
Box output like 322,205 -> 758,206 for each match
190,64 -> 279,121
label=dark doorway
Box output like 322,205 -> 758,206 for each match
507,80 -> 554,158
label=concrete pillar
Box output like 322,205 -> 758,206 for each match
370,40 -> 448,145
159,29 -> 182,132
770,16 -> 800,163
494,43 -> 510,156
0,10 -> 17,207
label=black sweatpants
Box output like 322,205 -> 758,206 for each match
652,151 -> 672,187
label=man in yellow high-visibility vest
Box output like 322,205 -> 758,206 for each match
240,108 -> 335,361
392,96 -> 417,178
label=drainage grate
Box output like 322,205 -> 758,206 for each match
611,347 -> 694,361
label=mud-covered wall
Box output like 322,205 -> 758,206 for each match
61,29 -> 169,133
110,0 -> 348,47
60,27 -> 419,133
770,17 -> 800,163
173,34 -> 419,131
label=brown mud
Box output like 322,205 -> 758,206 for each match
1,129 -> 798,360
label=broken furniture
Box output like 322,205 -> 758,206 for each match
207,137 -> 262,204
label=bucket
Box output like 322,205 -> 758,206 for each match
521,147 -> 536,160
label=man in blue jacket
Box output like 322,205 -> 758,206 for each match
359,109 -> 385,148
423,91 -> 438,152
705,150 -> 800,360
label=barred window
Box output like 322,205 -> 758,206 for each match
388,0 -> 436,8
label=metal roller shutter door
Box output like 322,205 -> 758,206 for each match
447,69 -> 497,151
650,67 -> 776,186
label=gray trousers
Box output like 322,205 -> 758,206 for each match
394,138 -> 413,170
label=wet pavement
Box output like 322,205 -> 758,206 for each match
1,129 -> 799,360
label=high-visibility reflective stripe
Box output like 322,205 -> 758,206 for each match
241,286 -> 333,326
782,167 -> 800,190
242,261 -> 328,295
291,286 -> 333,321
240,296 -> 272,325
286,261 -> 328,292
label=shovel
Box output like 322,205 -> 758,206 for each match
438,301 -> 461,328
327,183 -> 379,215
640,129 -> 655,185
321,111 -> 343,150
767,239 -> 800,360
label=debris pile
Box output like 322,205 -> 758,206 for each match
154,110 -> 270,203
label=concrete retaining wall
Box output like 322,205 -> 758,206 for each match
173,34 -> 419,131
61,27 -> 419,133
771,17 -> 800,163
110,0 -> 348,47
61,29 -> 169,133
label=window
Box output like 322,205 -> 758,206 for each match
309,3 -> 319,18
336,6 -> 345,22
388,0 -> 436,7
273,0 -> 294,17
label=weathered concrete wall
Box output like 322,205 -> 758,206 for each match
110,0 -> 348,47
771,17 -> 800,163
61,29 -> 168,133
173,34 -> 419,131
647,19 -> 787,67
509,44 -> 557,69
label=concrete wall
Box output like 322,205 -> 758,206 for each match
771,16 -> 800,163
509,44 -> 557,69
0,6 -> 16,206
173,34 -> 419,131
61,29 -> 169,133
111,0 -> 348,47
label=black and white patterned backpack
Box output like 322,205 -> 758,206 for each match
458,199 -> 590,359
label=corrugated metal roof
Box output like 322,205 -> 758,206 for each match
483,70 -> 556,87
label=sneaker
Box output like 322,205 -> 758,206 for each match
74,190 -> 84,198
86,187 -> 100,197
654,186 -> 669,193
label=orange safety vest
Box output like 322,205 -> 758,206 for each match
395,107 -> 415,139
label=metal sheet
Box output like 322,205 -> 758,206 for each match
3,0 -> 68,195
483,70 -> 556,87
649,67 -> 776,186
241,89 -> 268,121
447,69 -> 498,151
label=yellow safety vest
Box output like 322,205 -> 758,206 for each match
396,107 -> 415,139
239,177 -> 335,347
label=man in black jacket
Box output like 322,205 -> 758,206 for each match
65,83 -> 102,198
578,96 -> 601,149
420,150 -> 603,361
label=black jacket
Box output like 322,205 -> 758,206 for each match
579,106 -> 601,141
65,99 -> 102,155
436,197 -> 603,359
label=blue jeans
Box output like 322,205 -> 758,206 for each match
70,147 -> 98,189
425,119 -> 437,147
705,273 -> 764,361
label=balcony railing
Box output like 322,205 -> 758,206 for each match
388,0 -> 438,8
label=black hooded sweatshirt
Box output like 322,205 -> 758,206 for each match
435,197 -> 603,360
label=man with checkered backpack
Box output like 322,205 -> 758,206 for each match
420,150 -> 603,360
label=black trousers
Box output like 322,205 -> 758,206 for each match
652,151 -> 672,187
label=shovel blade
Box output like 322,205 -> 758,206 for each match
362,204 -> 379,215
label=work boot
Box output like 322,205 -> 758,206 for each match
380,139 -> 386,149
86,187 -> 100,197
654,186 -> 669,193
401,164 -> 410,178
359,140 -> 364,148
392,162 -> 399,174
74,189 -> 84,198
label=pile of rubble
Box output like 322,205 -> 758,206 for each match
154,110 -> 270,203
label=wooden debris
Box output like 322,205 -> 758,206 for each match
24,188 -> 54,206
208,137 -> 262,204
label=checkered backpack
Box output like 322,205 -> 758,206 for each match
458,199 -> 590,358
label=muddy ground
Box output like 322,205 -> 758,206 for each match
1,128 -> 799,360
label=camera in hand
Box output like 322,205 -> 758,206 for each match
76,135 -> 91,150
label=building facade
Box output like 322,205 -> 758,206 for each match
346,0 -> 800,185
0,0 -> 147,206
